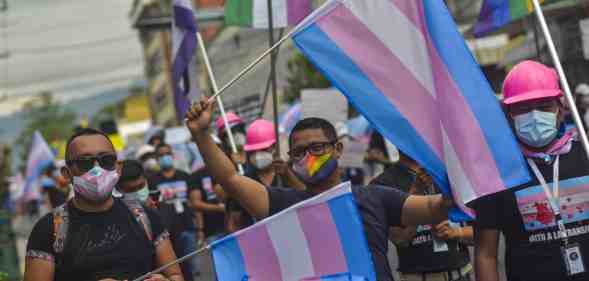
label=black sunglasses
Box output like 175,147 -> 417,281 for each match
67,154 -> 117,173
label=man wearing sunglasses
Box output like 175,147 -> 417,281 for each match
24,128 -> 183,281
186,99 -> 453,281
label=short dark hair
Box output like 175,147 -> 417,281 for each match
119,160 -> 144,184
65,128 -> 113,161
289,117 -> 337,148
156,143 -> 172,154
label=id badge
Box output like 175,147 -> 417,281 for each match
433,239 -> 448,252
562,243 -> 585,276
174,199 -> 185,214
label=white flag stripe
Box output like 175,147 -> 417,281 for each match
253,0 -> 289,28
267,211 -> 315,280
344,0 -> 436,97
442,128 -> 476,215
227,182 -> 352,240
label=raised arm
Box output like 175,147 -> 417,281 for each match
186,99 -> 270,219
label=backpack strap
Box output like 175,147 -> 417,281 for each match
122,199 -> 153,241
52,204 -> 69,254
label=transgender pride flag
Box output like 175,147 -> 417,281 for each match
172,0 -> 200,122
211,182 -> 375,281
22,131 -> 55,201
291,0 -> 531,220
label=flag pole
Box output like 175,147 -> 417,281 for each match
132,245 -> 210,281
207,26 -> 298,102
531,0 -> 589,160
197,32 -> 245,175
266,0 -> 283,184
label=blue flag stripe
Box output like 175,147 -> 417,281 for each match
328,194 -> 376,281
424,0 -> 531,189
211,236 -> 246,281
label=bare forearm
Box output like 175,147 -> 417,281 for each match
192,132 -> 240,192
194,202 -> 224,213
402,195 -> 451,226
192,127 -> 270,219
457,226 -> 474,244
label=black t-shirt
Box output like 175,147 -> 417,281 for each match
372,164 -> 470,273
268,184 -> 409,281
148,170 -> 196,232
26,199 -> 167,281
190,169 -> 225,237
225,168 -> 282,229
473,143 -> 589,281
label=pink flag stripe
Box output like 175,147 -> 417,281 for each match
237,224 -> 283,280
297,202 -> 348,276
410,0 -> 505,197
316,4 -> 444,160
338,0 -> 503,195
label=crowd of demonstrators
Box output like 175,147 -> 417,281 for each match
24,128 -> 182,281
473,61 -> 589,281
371,152 -> 473,281
186,100 -> 454,281
148,143 -> 200,279
23,58 -> 589,281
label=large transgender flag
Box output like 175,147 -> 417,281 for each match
291,0 -> 531,220
211,182 -> 375,281
172,0 -> 200,122
22,131 -> 55,201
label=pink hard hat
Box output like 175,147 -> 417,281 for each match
502,60 -> 562,105
244,119 -> 276,152
216,112 -> 243,132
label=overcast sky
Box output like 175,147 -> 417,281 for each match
0,0 -> 144,116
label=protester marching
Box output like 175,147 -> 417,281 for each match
4,0 -> 589,281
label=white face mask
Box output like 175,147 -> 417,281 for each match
252,151 -> 273,170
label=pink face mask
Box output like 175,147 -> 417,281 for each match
73,166 -> 120,203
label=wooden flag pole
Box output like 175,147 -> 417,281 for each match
197,32 -> 244,175
531,0 -> 589,160
266,0 -> 283,186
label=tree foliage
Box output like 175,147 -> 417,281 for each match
284,52 -> 331,104
16,92 -> 77,162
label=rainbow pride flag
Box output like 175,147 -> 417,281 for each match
474,0 -> 554,37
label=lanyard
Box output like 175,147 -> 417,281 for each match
527,156 -> 568,243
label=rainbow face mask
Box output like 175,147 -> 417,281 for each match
292,152 -> 338,185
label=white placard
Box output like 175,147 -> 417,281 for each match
301,88 -> 348,127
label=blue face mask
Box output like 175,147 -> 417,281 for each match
159,155 -> 174,170
514,110 -> 559,148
